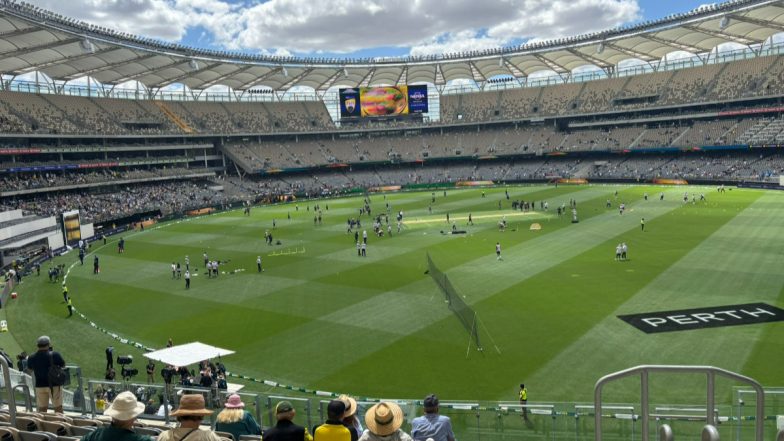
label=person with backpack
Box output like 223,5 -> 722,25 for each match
25,336 -> 66,413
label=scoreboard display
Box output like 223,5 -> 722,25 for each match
62,209 -> 81,243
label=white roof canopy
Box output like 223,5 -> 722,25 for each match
0,0 -> 781,90
143,342 -> 234,367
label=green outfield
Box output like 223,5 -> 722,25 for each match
3,184 -> 783,405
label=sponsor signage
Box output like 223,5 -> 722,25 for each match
0,148 -> 42,155
718,107 -> 784,117
619,303 -> 784,334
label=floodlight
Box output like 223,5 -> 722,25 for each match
719,16 -> 730,30
80,38 -> 94,54
189,59 -> 199,71
282,67 -> 288,77
597,42 -> 605,54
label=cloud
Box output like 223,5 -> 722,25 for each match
409,30 -> 507,58
27,0 -> 641,56
30,0 -> 189,41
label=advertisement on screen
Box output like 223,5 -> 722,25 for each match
62,210 -> 81,243
339,85 -> 429,118
360,86 -> 409,117
407,85 -> 429,114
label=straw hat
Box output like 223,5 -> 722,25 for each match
104,391 -> 145,421
224,394 -> 245,409
364,402 -> 404,437
339,394 -> 358,417
171,394 -> 214,417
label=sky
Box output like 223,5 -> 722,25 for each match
25,0 -> 717,60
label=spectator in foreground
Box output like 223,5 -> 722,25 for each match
340,394 -> 362,441
263,400 -> 313,441
158,394 -> 221,441
410,395 -> 455,441
26,335 -> 66,413
360,401 -> 411,441
82,391 -> 153,441
314,400 -> 351,441
215,394 -> 262,440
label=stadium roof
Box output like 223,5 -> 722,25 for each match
0,0 -> 782,92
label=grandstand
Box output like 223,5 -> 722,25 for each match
1,0 -> 784,440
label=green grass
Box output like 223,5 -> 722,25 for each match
5,184 -> 784,406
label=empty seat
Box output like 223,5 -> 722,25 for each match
35,423 -> 66,437
18,433 -> 56,441
0,427 -> 17,441
68,418 -> 99,427
38,416 -> 70,425
14,418 -> 40,433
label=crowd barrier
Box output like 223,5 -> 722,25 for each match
2,361 -> 782,441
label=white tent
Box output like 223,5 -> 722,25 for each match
143,342 -> 234,367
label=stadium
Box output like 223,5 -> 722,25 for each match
0,0 -> 783,440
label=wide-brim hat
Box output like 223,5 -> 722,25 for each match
365,402 -> 404,437
104,391 -> 145,421
339,394 -> 358,417
171,394 -> 214,417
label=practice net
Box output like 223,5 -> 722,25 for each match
426,253 -> 482,352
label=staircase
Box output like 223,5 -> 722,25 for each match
670,127 -> 691,146
170,102 -> 202,130
736,118 -> 774,144
493,91 -> 503,118
153,101 -> 195,133
628,129 -> 648,149
701,62 -> 730,98
218,144 -> 256,173
0,100 -> 36,131
38,94 -> 83,129
572,161 -> 597,178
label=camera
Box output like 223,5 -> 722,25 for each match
121,367 -> 139,380
117,355 -> 133,365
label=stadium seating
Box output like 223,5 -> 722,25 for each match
0,54 -> 781,135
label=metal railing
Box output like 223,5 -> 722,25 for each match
0,355 -> 17,425
0,361 -> 779,441
594,365 -> 765,441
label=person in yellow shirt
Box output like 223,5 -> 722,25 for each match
519,384 -> 529,421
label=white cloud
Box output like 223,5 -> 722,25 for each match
27,0 -> 641,56
409,31 -> 507,57
30,0 -> 189,42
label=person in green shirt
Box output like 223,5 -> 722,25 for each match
82,391 -> 153,441
215,394 -> 262,441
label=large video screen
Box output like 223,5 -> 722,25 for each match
339,85 -> 428,118
62,210 -> 81,243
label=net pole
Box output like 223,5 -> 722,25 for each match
465,312 -> 474,359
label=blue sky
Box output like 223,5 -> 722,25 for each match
29,0 -> 715,59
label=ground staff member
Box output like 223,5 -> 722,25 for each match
519,384 -> 528,421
